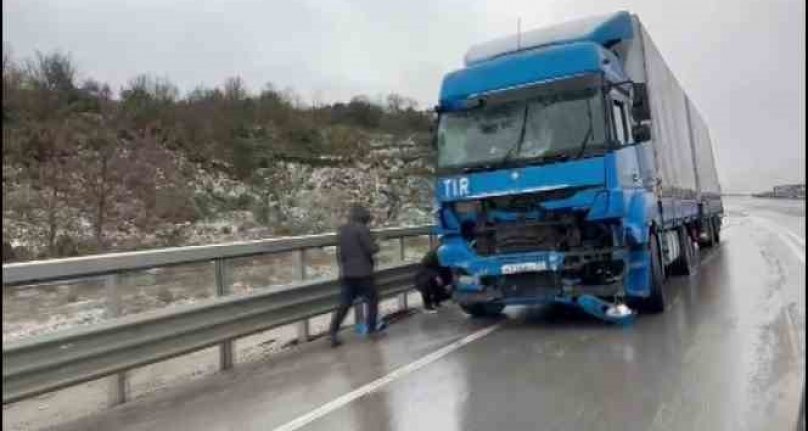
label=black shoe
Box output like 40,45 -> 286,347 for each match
330,337 -> 343,348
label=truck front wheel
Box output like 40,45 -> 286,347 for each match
641,232 -> 667,313
460,302 -> 505,318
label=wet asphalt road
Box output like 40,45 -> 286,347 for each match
52,197 -> 805,431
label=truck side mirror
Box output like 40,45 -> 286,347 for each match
632,124 -> 651,142
632,83 -> 651,121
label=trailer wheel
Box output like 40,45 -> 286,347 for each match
460,302 -> 505,318
642,232 -> 667,313
699,218 -> 716,248
670,225 -> 697,276
712,217 -> 721,244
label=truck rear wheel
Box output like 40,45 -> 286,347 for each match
641,232 -> 667,313
670,225 -> 697,276
460,302 -> 505,318
699,218 -> 716,248
712,217 -> 721,244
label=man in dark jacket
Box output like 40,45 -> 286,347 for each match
329,204 -> 382,347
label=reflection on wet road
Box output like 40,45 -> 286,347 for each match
51,198 -> 805,431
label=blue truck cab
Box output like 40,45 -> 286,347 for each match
434,12 -> 722,320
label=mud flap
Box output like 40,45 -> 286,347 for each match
574,295 -> 636,325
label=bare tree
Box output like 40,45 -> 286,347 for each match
223,76 -> 247,101
28,52 -> 76,92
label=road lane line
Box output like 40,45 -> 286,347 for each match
272,323 -> 502,431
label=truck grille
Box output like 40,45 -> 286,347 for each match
474,222 -> 564,256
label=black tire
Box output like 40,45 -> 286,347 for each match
641,232 -> 667,313
712,217 -> 721,244
460,302 -> 505,318
670,225 -> 696,276
700,218 -> 715,249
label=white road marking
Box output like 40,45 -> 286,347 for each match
272,323 -> 502,431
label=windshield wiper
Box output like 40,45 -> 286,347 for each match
575,97 -> 595,159
497,103 -> 531,168
575,124 -> 593,159
539,153 -> 571,163
459,164 -> 495,173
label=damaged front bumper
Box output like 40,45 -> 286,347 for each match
451,247 -> 635,323
453,247 -> 628,296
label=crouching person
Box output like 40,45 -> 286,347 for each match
415,247 -> 452,313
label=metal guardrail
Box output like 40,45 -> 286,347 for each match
2,224 -> 435,405
3,264 -> 419,404
2,225 -> 433,286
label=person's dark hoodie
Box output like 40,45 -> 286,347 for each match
415,248 -> 453,290
337,205 -> 379,278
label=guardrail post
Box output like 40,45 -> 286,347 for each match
398,291 -> 408,310
109,373 -> 128,407
399,236 -> 406,261
105,274 -> 128,405
214,259 -> 234,370
397,236 -> 408,310
106,273 -> 121,319
296,248 -> 307,281
295,249 -> 310,343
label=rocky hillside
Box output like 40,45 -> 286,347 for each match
2,50 -> 435,261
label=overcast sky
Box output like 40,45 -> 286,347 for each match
3,0 -> 805,192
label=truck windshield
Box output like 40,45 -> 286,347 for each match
437,88 -> 607,170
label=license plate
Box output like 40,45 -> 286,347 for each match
501,261 -> 547,274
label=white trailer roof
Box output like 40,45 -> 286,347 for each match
464,11 -> 632,66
